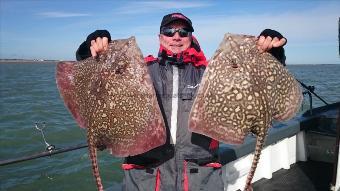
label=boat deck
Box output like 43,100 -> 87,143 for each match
253,160 -> 333,191
220,102 -> 339,191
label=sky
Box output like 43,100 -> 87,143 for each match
0,0 -> 339,65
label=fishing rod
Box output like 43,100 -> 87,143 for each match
0,122 -> 89,167
296,79 -> 329,105
0,143 -> 88,166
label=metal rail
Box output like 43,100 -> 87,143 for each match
297,79 -> 329,106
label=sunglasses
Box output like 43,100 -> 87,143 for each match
161,27 -> 191,37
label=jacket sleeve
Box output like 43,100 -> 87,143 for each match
259,29 -> 287,66
75,30 -> 111,61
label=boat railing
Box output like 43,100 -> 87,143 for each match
303,88 -> 313,115
298,79 -> 329,116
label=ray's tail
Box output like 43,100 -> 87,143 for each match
88,139 -> 104,191
244,135 -> 266,191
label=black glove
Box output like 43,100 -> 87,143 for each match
76,30 -> 111,61
259,29 -> 286,44
259,29 -> 286,66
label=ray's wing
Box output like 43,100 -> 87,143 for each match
56,61 -> 87,128
189,34 -> 258,144
270,62 -> 303,121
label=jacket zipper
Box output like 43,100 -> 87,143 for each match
170,65 -> 179,144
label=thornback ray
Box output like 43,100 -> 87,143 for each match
56,37 -> 166,191
189,33 -> 302,191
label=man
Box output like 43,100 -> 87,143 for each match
76,12 -> 287,191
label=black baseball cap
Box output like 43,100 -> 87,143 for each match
160,13 -> 194,32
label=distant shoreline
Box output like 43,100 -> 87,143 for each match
0,59 -> 338,65
0,59 -> 70,64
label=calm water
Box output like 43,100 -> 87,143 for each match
0,63 -> 339,191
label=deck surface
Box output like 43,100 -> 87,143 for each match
253,160 -> 333,191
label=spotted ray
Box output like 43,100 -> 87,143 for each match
189,33 -> 302,191
56,37 -> 166,191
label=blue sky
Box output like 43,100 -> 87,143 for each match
0,0 -> 339,64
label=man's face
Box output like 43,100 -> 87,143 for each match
159,21 -> 192,54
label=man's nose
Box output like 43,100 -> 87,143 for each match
172,32 -> 181,40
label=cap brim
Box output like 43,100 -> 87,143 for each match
162,18 -> 194,32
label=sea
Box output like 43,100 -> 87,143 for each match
0,62 -> 339,191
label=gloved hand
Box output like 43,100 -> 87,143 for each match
76,30 -> 111,61
257,29 -> 287,65
257,29 -> 287,53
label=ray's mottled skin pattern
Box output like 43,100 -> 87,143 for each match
56,37 -> 166,191
189,34 -> 302,191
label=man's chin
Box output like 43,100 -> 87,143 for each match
169,47 -> 184,54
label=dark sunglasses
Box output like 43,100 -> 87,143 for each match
161,27 -> 191,37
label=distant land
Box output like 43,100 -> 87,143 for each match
0,58 -> 65,63
0,58 -> 338,65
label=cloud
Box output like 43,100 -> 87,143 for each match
182,2 -> 340,58
196,5 -> 337,39
115,1 -> 213,14
38,11 -> 90,18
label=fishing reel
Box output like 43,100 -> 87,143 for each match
305,85 -> 315,93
